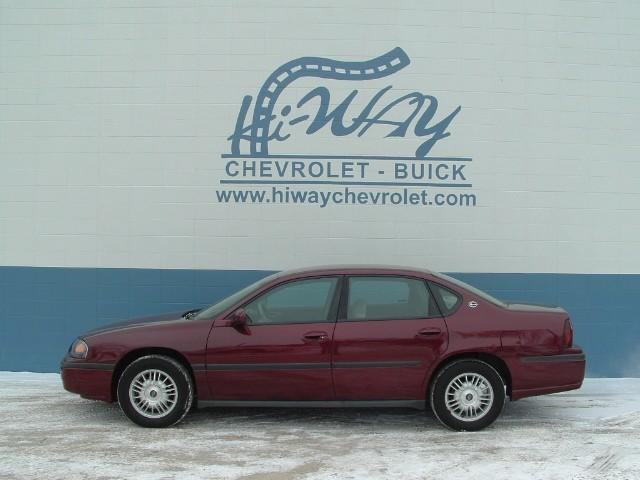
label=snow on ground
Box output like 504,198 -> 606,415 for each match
0,373 -> 639,480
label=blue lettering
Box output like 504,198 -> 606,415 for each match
225,161 -> 239,177
227,48 -> 463,159
452,164 -> 466,181
395,163 -> 408,179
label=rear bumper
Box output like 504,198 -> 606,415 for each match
60,358 -> 115,402
510,348 -> 586,400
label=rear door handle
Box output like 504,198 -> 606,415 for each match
303,331 -> 329,343
417,328 -> 442,337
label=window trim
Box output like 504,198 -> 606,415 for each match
338,274 -> 442,322
427,280 -> 462,317
237,275 -> 344,326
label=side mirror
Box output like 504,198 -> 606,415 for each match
229,308 -> 250,334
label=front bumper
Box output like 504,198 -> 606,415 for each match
510,347 -> 586,400
60,357 -> 115,402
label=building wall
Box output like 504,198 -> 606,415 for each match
1,0 -> 639,375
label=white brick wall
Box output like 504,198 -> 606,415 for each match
1,0 -> 639,273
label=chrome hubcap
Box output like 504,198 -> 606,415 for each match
129,369 -> 178,419
445,373 -> 494,422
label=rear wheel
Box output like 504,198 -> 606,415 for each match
117,355 -> 193,428
430,359 -> 505,431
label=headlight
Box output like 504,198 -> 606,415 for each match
69,339 -> 89,359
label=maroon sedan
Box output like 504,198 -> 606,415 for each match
61,266 -> 586,431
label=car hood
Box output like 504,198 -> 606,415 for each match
81,311 -> 187,337
506,302 -> 567,314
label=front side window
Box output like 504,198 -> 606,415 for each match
244,277 -> 339,325
346,276 -> 433,321
195,273 -> 279,320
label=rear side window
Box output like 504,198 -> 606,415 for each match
346,276 -> 435,321
429,282 -> 461,315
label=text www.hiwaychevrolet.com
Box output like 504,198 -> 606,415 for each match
216,186 -> 477,208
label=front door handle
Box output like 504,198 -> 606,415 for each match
417,327 -> 442,337
303,331 -> 329,343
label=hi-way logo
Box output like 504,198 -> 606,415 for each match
227,47 -> 460,158
218,48 -> 476,209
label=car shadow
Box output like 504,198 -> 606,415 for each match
68,395 -> 560,431
190,397 -> 562,429
189,405 -> 437,430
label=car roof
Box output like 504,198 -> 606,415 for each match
274,264 -> 435,279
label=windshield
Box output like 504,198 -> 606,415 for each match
194,273 -> 278,320
432,272 -> 507,308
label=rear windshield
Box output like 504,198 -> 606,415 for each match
432,273 -> 507,308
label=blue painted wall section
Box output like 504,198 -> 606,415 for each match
1,266 -> 637,377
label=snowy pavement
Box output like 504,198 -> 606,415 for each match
0,373 -> 639,480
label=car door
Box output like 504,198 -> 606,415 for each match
332,275 -> 448,400
206,276 -> 341,400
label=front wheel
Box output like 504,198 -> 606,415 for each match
430,359 -> 506,431
117,355 -> 193,428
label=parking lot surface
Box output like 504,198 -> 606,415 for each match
0,373 -> 639,480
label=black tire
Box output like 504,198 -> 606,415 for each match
430,359 -> 505,431
117,355 -> 193,428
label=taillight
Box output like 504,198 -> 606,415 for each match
563,318 -> 573,348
